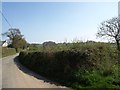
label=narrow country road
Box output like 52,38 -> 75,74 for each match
2,54 -> 69,89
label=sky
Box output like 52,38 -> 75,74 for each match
2,2 -> 118,44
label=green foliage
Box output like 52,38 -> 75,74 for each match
72,69 -> 120,88
3,28 -> 28,51
18,42 -> 119,89
12,35 -> 27,51
2,47 -> 16,57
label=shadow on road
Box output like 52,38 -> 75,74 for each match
13,56 -> 63,87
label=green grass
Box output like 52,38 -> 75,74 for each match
1,47 -> 16,58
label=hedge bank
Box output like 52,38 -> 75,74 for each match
18,43 -> 119,89
2,47 -> 16,57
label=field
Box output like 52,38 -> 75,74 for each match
18,42 -> 120,89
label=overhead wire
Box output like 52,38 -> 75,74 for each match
0,10 -> 12,28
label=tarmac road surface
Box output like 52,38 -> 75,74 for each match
2,54 -> 70,89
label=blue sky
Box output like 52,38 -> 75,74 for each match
2,2 -> 118,43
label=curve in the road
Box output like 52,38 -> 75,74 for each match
2,54 -> 70,89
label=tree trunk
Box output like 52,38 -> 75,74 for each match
116,39 -> 120,64
116,39 -> 120,51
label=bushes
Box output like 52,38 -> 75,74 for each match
72,69 -> 120,89
18,43 -> 119,89
2,47 -> 16,57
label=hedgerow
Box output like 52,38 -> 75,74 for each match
2,47 -> 16,57
18,42 -> 119,89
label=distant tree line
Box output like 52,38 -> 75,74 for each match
43,41 -> 56,48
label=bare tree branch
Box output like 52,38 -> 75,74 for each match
96,17 -> 120,51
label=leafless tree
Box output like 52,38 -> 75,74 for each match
97,17 -> 120,51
